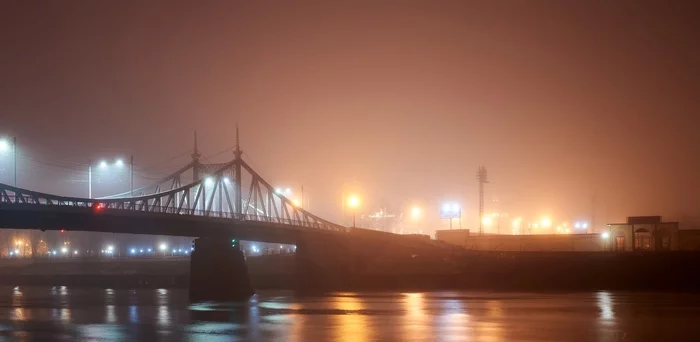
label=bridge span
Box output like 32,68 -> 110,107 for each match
0,135 -> 449,301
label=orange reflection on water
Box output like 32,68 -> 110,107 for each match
333,293 -> 370,342
436,297 -> 471,339
402,293 -> 432,340
11,308 -> 28,321
60,308 -> 71,323
473,300 -> 504,342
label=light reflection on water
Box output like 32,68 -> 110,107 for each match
1,287 -> 700,341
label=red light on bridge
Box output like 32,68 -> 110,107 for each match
60,229 -> 65,233
92,202 -> 105,212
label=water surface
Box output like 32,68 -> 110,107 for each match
1,286 -> 699,341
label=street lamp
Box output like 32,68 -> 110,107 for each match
89,158 -> 132,198
411,206 -> 421,219
540,216 -> 552,228
0,137 -> 17,186
347,195 -> 360,228
512,217 -> 522,235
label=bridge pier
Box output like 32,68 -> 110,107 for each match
189,237 -> 254,302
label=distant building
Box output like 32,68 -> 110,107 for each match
607,216 -> 678,252
435,216 -> 699,252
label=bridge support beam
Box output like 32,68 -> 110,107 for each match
189,237 -> 254,302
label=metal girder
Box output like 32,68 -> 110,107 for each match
0,153 -> 347,232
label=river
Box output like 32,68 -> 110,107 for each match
1,286 -> 699,341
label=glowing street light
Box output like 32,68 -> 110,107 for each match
89,158 -> 132,198
601,232 -> 610,239
61,247 -> 68,254
0,136 -> 17,186
0,139 -> 9,152
159,243 -> 167,251
540,217 -> 552,228
292,199 -> 301,207
347,195 -> 360,228
204,177 -> 214,186
410,206 -> 421,219
512,217 -> 522,235
482,216 -> 492,225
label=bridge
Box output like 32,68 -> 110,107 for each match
0,131 -> 345,243
0,130 -> 448,300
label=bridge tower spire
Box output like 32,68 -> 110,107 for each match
191,130 -> 202,174
234,124 -> 243,215
191,130 -> 202,210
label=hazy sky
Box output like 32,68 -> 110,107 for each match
1,0 -> 698,230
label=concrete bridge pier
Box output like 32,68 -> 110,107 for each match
189,237 -> 254,302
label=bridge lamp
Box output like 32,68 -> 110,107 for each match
52,250 -> 57,255
61,247 -> 68,254
139,249 -> 144,253
204,177 -> 214,186
275,188 -> 282,194
74,250 -> 78,255
172,249 -> 177,254
0,139 -> 9,152
0,137 -> 16,186
292,199 -> 301,207
14,248 -> 19,254
147,248 -> 152,253
223,177 -> 231,184
601,232 -> 610,239
99,160 -> 108,169
115,159 -> 124,167
159,243 -> 167,251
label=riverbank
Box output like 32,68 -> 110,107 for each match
2,251 -> 700,292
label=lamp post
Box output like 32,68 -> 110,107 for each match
410,206 -> 422,234
347,195 -> 360,228
0,137 -> 17,186
89,158 -> 127,198
130,155 -> 134,197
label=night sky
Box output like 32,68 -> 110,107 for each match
1,1 -> 698,231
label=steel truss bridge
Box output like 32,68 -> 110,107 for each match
0,134 -> 347,241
